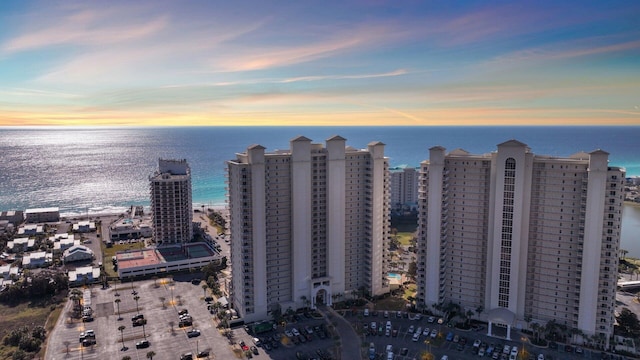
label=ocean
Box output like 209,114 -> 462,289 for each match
1,126 -> 639,253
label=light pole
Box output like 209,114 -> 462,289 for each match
520,336 -> 528,360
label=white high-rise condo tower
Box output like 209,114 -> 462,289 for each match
150,159 -> 193,244
226,136 -> 391,323
416,140 -> 624,348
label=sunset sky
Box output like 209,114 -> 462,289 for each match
0,0 -> 639,126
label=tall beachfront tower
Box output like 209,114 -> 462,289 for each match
226,136 -> 390,323
416,140 -> 624,347
149,159 -> 193,244
389,166 -> 419,211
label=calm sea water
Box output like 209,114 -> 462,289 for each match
1,126 -> 639,253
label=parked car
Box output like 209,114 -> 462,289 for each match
135,340 -> 150,349
251,346 -> 259,355
187,329 -> 201,338
197,350 -> 210,358
180,353 -> 193,360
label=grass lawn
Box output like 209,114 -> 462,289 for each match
374,296 -> 409,311
0,299 -> 64,359
395,232 -> 414,246
403,283 -> 417,300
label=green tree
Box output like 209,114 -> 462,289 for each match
146,350 -> 156,359
134,295 -> 141,313
617,307 -> 640,336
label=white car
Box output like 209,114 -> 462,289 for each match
537,354 -> 544,360
430,329 -> 438,338
284,330 -> 293,338
422,327 -> 430,336
386,344 -> 393,353
412,332 -> 420,342
364,308 -> 370,317
386,321 -> 392,330
503,345 -> 511,354
408,325 -> 415,333
291,328 -> 300,336
416,327 -> 423,336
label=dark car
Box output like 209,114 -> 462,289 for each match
180,353 -> 193,360
136,340 -> 150,349
191,278 -> 201,285
132,314 -> 144,321
204,296 -> 213,302
179,309 -> 189,315
133,318 -> 147,326
251,346 -> 259,355
197,350 -> 210,358
187,329 -> 201,338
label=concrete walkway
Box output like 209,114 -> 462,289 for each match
318,305 -> 362,360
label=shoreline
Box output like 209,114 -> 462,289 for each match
60,203 -> 227,220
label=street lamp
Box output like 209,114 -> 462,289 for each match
521,336 -> 528,360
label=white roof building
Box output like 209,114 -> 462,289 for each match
62,245 -> 94,263
73,221 -> 96,232
7,237 -> 35,252
17,224 -> 44,236
0,264 -> 20,279
51,234 -> 80,251
22,251 -> 53,268
68,266 -> 101,286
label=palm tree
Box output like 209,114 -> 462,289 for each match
134,295 -> 140,313
202,284 -> 208,298
63,340 -> 70,353
115,298 -> 122,320
159,296 -> 166,309
146,350 -> 156,360
118,325 -> 126,350
70,289 -> 82,310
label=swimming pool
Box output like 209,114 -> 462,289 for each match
388,272 -> 402,280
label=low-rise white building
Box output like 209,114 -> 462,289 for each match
68,266 -> 101,287
62,245 -> 94,263
109,218 -> 152,241
17,224 -> 44,236
25,207 -> 60,223
22,251 -> 53,268
0,264 -> 20,280
51,233 -> 80,252
7,237 -> 35,252
73,221 -> 96,233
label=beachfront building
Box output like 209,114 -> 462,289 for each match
416,140 -> 624,347
24,207 -> 60,223
109,218 -> 152,241
0,210 -> 24,225
149,159 -> 193,244
226,135 -> 390,323
390,166 -> 419,212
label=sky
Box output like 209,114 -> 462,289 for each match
0,0 -> 639,127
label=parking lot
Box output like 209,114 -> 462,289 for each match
345,310 -> 602,360
45,275 -> 259,360
45,274 -> 341,360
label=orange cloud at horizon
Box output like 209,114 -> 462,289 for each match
1,106 -> 638,127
